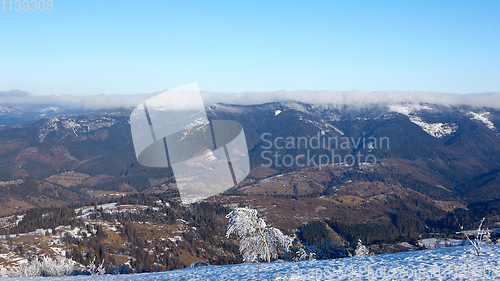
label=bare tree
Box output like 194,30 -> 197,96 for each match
88,256 -> 106,275
456,216 -> 491,256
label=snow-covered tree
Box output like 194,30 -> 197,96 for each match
355,239 -> 371,257
482,229 -> 493,245
456,217 -> 490,256
226,207 -> 293,263
293,248 -> 316,261
88,256 -> 106,275
13,256 -> 76,277
0,267 -> 7,278
43,256 -> 76,277
288,239 -> 349,261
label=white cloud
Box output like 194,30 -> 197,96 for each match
1,89 -> 500,110
201,90 -> 500,108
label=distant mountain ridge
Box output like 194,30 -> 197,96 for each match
0,101 -> 500,214
0,104 -> 96,128
1,100 -> 500,274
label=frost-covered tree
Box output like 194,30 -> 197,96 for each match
12,256 -> 76,277
294,248 -> 316,261
482,229 -> 493,245
0,267 -> 7,278
355,239 -> 371,257
88,256 -> 106,275
287,238 -> 348,261
456,217 -> 490,256
226,207 -> 293,263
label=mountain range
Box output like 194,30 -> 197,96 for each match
1,100 -> 500,273
0,101 -> 500,228
1,101 -> 500,208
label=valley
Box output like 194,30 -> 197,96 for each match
0,101 -> 500,274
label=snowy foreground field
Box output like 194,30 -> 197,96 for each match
7,245 -> 500,280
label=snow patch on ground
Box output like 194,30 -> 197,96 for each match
419,238 -> 465,249
38,116 -> 116,142
389,104 -> 457,138
409,116 -> 458,138
39,117 -> 59,142
469,111 -> 495,130
388,104 -> 433,116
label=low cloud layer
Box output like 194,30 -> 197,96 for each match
202,90 -> 500,108
1,89 -> 500,110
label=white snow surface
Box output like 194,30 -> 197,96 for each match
419,238 -> 465,249
38,116 -> 116,142
7,245 -> 500,280
409,116 -> 458,138
469,111 -> 495,130
389,104 -> 458,138
388,104 -> 434,115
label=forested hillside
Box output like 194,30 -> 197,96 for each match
1,101 -> 500,274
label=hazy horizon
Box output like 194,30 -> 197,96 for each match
2,88 -> 500,110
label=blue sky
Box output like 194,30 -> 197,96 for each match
1,0 -> 499,96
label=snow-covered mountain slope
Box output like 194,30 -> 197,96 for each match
9,245 -> 500,280
388,104 -> 459,138
38,115 -> 117,142
469,111 -> 496,130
